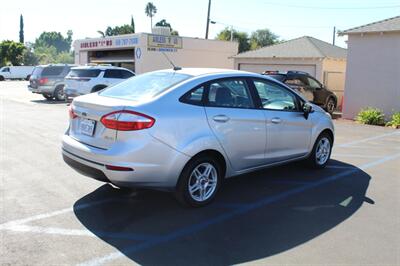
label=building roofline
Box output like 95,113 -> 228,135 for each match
233,36 -> 346,59
338,15 -> 400,35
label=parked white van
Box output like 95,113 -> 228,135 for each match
0,66 -> 35,81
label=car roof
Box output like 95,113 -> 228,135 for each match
36,64 -> 76,68
263,70 -> 312,77
71,65 -> 131,71
154,68 -> 257,77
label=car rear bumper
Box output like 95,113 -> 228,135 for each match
28,85 -> 54,94
61,134 -> 190,189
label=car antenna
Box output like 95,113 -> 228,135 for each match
162,52 -> 182,71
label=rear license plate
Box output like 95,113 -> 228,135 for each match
80,119 -> 96,136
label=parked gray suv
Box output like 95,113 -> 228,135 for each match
28,64 -> 75,101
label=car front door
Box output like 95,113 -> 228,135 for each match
251,78 -> 312,163
306,76 -> 326,106
204,78 -> 267,171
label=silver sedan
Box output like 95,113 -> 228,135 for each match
62,68 -> 334,207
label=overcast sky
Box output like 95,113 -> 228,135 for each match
0,0 -> 399,48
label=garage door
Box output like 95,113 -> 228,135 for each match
239,64 -> 316,77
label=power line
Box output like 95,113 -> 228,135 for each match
260,1 -> 400,10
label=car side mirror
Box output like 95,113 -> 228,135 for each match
303,103 -> 313,119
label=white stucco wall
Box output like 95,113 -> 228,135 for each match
137,37 -> 237,74
343,32 -> 400,119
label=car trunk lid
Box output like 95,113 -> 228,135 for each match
69,94 -> 135,150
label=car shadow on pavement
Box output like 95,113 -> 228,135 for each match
74,160 -> 372,265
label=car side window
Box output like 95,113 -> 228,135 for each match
206,79 -> 254,109
307,77 -> 322,89
104,69 -> 122,79
42,66 -> 64,76
121,70 -> 134,79
253,79 -> 299,111
181,86 -> 205,105
285,77 -> 307,86
2,67 -> 10,72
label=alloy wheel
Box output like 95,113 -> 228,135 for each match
188,162 -> 218,202
316,137 -> 331,165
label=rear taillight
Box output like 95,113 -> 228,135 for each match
39,77 -> 48,85
68,105 -> 77,119
100,110 -> 155,131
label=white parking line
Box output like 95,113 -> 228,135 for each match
0,199 -> 116,231
337,131 -> 400,148
7,224 -> 96,237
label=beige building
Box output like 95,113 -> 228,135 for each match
233,36 -> 347,109
339,16 -> 400,119
73,33 -> 238,74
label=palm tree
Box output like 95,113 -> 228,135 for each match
145,2 -> 157,31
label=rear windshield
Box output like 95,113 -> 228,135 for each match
42,66 -> 65,76
100,72 -> 192,101
31,67 -> 43,76
68,69 -> 101,78
267,74 -> 286,82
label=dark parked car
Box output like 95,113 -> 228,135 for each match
28,64 -> 75,101
263,71 -> 337,114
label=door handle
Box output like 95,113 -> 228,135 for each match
271,117 -> 282,124
213,115 -> 230,123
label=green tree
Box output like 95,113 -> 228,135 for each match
19,14 -> 24,43
216,28 -> 250,53
145,2 -> 157,30
98,21 -> 135,37
249,29 -> 279,50
34,31 -> 73,53
33,45 -> 57,64
0,40 -> 25,66
56,51 -> 74,64
22,50 -> 38,65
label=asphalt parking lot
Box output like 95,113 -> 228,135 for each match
1,81 -> 399,266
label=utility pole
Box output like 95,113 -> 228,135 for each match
332,26 -> 336,46
205,0 -> 211,39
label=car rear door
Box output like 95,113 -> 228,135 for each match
103,69 -> 124,86
251,78 -> 312,163
285,75 -> 314,102
204,77 -> 267,171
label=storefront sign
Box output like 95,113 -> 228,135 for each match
115,37 -> 139,47
79,37 -> 139,49
148,34 -> 182,49
147,47 -> 178,52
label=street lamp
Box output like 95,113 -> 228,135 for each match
210,21 -> 233,42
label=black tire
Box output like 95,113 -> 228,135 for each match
325,97 -> 336,115
91,85 -> 107,93
0,76 -> 4,81
175,155 -> 223,207
306,132 -> 333,169
54,86 -> 65,101
42,94 -> 53,100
